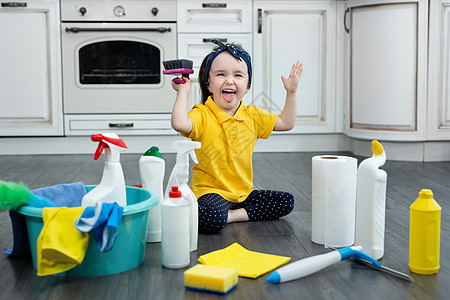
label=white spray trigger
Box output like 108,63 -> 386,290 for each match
172,140 -> 201,165
189,148 -> 199,164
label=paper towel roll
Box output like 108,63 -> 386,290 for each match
311,155 -> 357,247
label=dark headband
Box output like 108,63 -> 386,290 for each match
204,39 -> 252,87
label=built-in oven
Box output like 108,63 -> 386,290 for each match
61,0 -> 177,117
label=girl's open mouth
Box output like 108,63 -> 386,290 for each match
222,89 -> 236,102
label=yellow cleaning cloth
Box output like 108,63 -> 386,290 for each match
198,243 -> 291,278
37,207 -> 89,276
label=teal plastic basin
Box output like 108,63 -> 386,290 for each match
17,185 -> 157,277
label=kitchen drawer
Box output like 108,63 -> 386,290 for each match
177,0 -> 252,33
65,114 -> 176,136
178,33 -> 253,77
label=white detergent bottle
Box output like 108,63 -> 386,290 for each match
139,146 -> 165,243
81,133 -> 128,207
161,186 -> 190,269
354,140 -> 387,260
164,140 -> 201,252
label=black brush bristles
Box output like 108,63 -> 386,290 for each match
163,59 -> 193,71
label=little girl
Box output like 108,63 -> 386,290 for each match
171,39 -> 303,233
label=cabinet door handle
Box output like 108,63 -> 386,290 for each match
344,8 -> 350,34
1,2 -> 27,7
109,123 -> 134,128
203,38 -> 227,43
257,8 -> 262,34
202,3 -> 226,8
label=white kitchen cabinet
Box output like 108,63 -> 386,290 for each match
344,0 -> 428,141
0,0 -> 63,136
253,1 -> 337,134
177,0 -> 252,33
177,0 -> 253,108
427,0 -> 450,140
178,34 -> 253,76
64,114 -> 175,136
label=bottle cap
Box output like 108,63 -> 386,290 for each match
371,140 -> 384,156
419,189 -> 433,199
169,186 -> 182,198
143,146 -> 163,159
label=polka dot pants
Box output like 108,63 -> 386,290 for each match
197,190 -> 295,233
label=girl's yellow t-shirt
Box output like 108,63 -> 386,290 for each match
181,97 -> 278,203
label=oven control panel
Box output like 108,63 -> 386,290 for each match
61,0 -> 176,22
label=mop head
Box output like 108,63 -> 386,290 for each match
0,180 -> 34,210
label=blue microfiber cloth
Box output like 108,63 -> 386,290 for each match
5,182 -> 87,256
75,201 -> 124,253
4,210 -> 31,256
32,182 -> 87,207
5,200 -> 56,257
28,195 -> 56,208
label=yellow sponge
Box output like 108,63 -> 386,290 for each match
184,264 -> 238,294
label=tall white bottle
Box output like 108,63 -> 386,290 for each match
161,186 -> 190,269
354,140 -> 387,260
139,146 -> 165,243
81,133 -> 128,207
164,140 -> 201,252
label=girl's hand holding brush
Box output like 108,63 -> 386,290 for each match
171,75 -> 191,93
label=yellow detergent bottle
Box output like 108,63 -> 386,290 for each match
409,189 -> 441,275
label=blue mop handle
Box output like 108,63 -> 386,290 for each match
267,246 -> 379,283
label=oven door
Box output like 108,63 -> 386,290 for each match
62,22 -> 176,114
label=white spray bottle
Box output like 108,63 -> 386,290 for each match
354,140 -> 387,260
82,133 -> 128,207
161,186 -> 190,268
139,146 -> 165,243
164,140 -> 201,252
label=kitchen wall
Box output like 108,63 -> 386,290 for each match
1,0 -> 449,161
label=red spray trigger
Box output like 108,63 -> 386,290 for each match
94,142 -> 107,160
91,134 -> 103,142
91,134 -> 128,161
92,134 -> 107,160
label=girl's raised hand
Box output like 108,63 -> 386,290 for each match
281,61 -> 303,94
171,75 -> 191,93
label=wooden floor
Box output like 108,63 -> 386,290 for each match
0,152 -> 449,299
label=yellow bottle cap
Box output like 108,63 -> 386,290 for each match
371,140 -> 384,156
411,188 -> 441,211
419,189 -> 433,199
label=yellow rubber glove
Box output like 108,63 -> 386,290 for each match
37,207 -> 89,276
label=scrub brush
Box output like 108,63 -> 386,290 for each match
163,59 -> 194,84
0,180 -> 54,210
